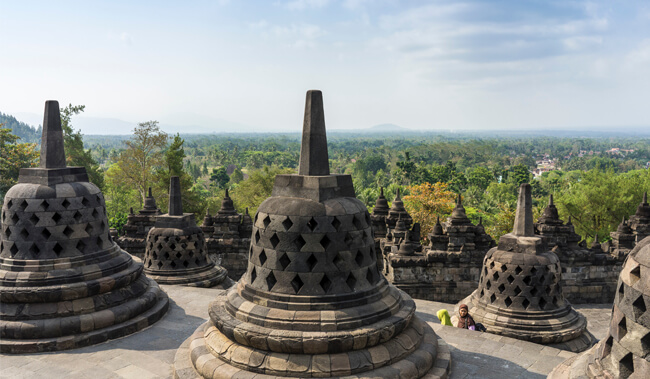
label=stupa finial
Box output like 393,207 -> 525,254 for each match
395,188 -> 401,201
168,176 -> 183,216
644,191 -> 648,204
148,187 -> 152,197
39,100 -> 67,169
512,183 -> 534,237
298,90 -> 329,176
549,194 -> 554,206
380,187 -> 384,196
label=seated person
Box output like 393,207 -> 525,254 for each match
457,304 -> 476,330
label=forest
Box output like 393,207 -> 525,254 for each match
2,105 -> 649,246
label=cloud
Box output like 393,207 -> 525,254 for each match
281,0 -> 331,11
249,21 -> 326,48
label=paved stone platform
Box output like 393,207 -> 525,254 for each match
0,285 -> 611,379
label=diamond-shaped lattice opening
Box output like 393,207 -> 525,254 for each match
19,200 -> 28,210
485,280 -> 491,290
176,252 -> 182,259
355,250 -> 364,266
53,243 -> 63,256
153,252 -> 158,260
29,243 -> 40,256
7,200 -> 13,209
52,213 -> 62,223
294,235 -> 306,251
157,261 -> 163,269
291,274 -> 304,293
320,235 -> 331,250
92,209 -> 99,219
619,352 -> 634,377
346,273 -> 357,290
498,283 -> 506,293
480,289 -> 485,298
523,276 -> 532,285
10,244 -> 18,256
630,265 -> 640,285
618,283 -> 625,296
41,199 -> 49,211
282,217 -> 293,231
279,253 -> 291,270
5,227 -> 11,239
41,228 -> 51,240
170,261 -> 177,268
61,199 -> 71,209
82,197 -> 90,207
331,217 -> 341,231
507,275 -> 515,284
333,252 -> 344,268
530,267 -> 537,275
183,260 -> 189,268
500,264 -> 507,272
514,286 -> 522,296
251,267 -> 257,283
320,275 -> 332,293
515,266 -> 523,275
164,252 -> 170,260
490,293 -> 497,303
96,236 -> 103,247
366,268 -> 375,284
263,215 -> 271,228
76,240 -> 86,253
522,298 -> 530,309
11,213 -> 19,224
266,271 -> 277,290
489,261 -> 495,269
641,332 -> 650,352
259,249 -> 267,265
306,254 -> 317,271
73,211 -> 82,222
492,272 -> 499,281
632,296 -> 646,320
539,297 -> 547,310
353,215 -> 363,229
30,214 -> 39,225
188,249 -> 194,257
20,229 -> 29,239
553,296 -> 559,306
255,230 -> 260,244
63,226 -> 74,238
530,287 -> 538,297
85,224 -> 94,236
170,243 -> 177,250
270,233 -> 280,249
504,296 -> 512,307
307,217 -> 318,231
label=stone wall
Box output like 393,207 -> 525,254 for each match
557,251 -> 624,304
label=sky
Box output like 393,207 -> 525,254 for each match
1,0 -> 649,134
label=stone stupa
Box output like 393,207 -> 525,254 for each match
142,176 -> 231,288
549,235 -> 650,378
455,183 -> 596,352
0,101 -> 169,353
173,90 -> 451,378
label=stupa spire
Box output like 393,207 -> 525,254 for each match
39,100 -> 67,169
512,183 -> 534,237
298,90 -> 329,176
549,194 -> 554,206
168,176 -> 183,216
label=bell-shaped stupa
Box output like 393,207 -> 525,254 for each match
549,235 -> 650,378
455,183 -> 596,352
0,101 -> 169,353
172,90 -> 451,378
142,176 -> 231,288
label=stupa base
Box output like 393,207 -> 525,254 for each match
0,278 -> 169,354
173,318 -> 451,379
146,265 -> 232,288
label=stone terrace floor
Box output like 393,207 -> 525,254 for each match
0,285 -> 612,379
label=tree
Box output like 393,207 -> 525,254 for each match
402,182 -> 456,242
103,164 -> 142,232
467,166 -> 494,191
115,121 -> 168,205
209,167 -> 230,189
230,166 -> 244,184
60,104 -> 105,189
230,166 -> 293,215
508,164 -> 531,186
0,125 -> 39,198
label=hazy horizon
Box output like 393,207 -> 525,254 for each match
2,1 -> 649,134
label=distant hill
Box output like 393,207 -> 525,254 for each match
369,123 -> 409,132
0,112 -> 41,143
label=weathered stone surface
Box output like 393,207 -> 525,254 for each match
173,90 -> 450,378
455,184 -> 596,353
0,101 -> 169,353
549,236 -> 650,378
